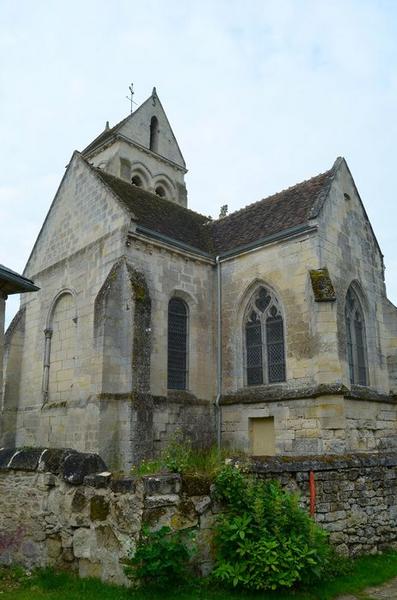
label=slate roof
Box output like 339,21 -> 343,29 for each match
94,160 -> 339,257
0,264 -> 39,295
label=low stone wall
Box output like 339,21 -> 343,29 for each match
251,453 -> 397,556
1,448 -> 397,584
0,447 -> 215,584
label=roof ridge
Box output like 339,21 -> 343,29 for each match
308,156 -> 343,219
81,114 -> 131,155
212,163 -> 335,224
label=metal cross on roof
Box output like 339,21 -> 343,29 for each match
126,83 -> 137,114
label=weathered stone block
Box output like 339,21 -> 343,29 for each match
84,472 -> 112,488
110,478 -> 136,494
62,452 -> 107,485
73,528 -> 96,559
145,494 -> 180,509
143,474 -> 181,495
191,495 -> 211,515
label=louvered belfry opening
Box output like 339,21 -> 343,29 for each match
345,286 -> 368,386
245,286 -> 286,386
168,298 -> 188,390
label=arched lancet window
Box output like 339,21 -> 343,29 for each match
245,286 -> 286,386
345,286 -> 368,386
168,298 -> 188,390
149,116 -> 159,152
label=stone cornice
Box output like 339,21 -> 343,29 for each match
221,383 -> 397,405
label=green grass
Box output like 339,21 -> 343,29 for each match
131,441 -> 243,478
1,552 -> 397,600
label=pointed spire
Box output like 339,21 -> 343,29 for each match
105,121 -> 110,131
152,86 -> 157,106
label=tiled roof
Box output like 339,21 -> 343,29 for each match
210,166 -> 336,254
94,160 -> 338,257
95,169 -> 214,254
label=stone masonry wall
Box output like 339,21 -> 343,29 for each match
1,448 -> 397,585
221,394 -> 397,455
252,453 -> 397,557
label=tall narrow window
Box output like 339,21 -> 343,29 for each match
149,116 -> 159,152
345,286 -> 368,386
168,298 -> 188,390
244,287 -> 286,386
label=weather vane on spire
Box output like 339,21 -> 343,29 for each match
126,83 -> 137,114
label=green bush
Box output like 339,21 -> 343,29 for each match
124,526 -> 195,588
212,465 -> 334,591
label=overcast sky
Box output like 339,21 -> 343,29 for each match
1,0 -> 397,325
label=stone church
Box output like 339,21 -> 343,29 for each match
2,88 -> 397,471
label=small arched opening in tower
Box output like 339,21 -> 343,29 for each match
155,185 -> 166,198
131,175 -> 143,187
149,116 -> 159,152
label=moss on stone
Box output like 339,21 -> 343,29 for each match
132,282 -> 146,302
309,268 -> 336,302
178,499 -> 195,517
90,495 -> 110,521
142,507 -> 166,526
72,490 -> 87,512
182,473 -> 213,496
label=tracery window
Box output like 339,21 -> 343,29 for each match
245,286 -> 286,386
345,286 -> 368,386
167,298 -> 188,390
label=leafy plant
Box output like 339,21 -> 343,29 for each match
163,431 -> 193,473
212,465 -> 334,591
124,526 -> 195,588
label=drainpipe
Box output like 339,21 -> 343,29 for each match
215,256 -> 222,451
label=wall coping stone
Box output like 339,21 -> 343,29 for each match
250,452 -> 397,474
0,448 -> 19,469
0,447 -> 107,485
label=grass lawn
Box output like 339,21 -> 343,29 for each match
2,552 -> 397,600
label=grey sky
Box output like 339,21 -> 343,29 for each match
1,0 -> 397,325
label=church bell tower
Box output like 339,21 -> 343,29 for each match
82,87 -> 188,207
